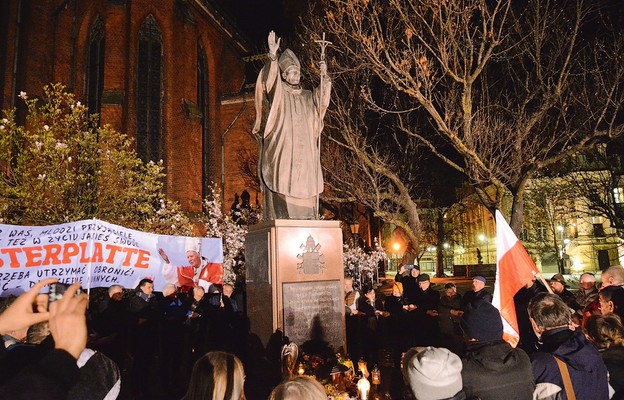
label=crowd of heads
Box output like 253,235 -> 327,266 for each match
1,263 -> 624,400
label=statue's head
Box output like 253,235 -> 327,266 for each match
279,49 -> 301,85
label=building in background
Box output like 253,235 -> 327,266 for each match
0,0 -> 259,216
448,145 -> 624,275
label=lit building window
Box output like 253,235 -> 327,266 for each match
613,187 -> 624,204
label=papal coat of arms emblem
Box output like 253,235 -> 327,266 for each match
296,235 -> 325,275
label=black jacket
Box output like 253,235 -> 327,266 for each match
0,348 -> 80,400
601,346 -> 624,400
462,339 -> 535,400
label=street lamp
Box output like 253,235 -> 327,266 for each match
478,234 -> 489,264
392,242 -> 401,271
350,221 -> 360,246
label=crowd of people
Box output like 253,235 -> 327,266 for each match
346,264 -> 624,400
0,276 -> 254,400
0,264 -> 623,400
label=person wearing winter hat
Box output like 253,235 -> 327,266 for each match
413,273 -> 440,347
549,273 -> 581,313
460,300 -> 534,400
402,346 -> 466,400
461,276 -> 492,310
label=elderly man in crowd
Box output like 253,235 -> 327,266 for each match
461,276 -> 492,310
600,265 -> 624,289
529,293 -> 608,400
575,272 -> 599,309
548,273 -> 581,313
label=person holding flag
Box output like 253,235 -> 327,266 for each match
492,210 -> 542,348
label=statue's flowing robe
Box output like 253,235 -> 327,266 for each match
253,56 -> 331,200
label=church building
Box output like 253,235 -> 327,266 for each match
0,0 -> 258,214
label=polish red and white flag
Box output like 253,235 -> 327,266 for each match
493,210 -> 540,347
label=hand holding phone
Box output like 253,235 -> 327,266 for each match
48,282 -> 82,310
47,281 -> 88,359
0,278 -> 56,336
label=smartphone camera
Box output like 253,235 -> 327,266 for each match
47,282 -> 79,310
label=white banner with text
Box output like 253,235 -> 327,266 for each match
0,219 -> 223,295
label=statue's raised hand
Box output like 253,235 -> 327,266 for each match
268,30 -> 280,56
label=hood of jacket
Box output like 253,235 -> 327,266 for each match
465,340 -> 526,372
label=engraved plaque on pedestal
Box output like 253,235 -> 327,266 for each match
282,280 -> 343,349
245,220 -> 345,351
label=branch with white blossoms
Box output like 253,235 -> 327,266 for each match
343,237 -> 387,290
0,83 -> 193,236
202,184 -> 262,285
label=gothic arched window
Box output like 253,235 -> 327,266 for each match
86,16 -> 105,120
198,44 -> 210,199
136,15 -> 163,163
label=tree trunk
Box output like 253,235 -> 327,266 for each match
509,189 -> 526,235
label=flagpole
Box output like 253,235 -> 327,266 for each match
535,271 -> 554,294
314,32 -> 331,219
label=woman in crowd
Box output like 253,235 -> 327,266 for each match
268,376 -> 326,400
583,314 -> 624,400
357,285 -> 386,369
182,351 -> 246,400
599,286 -> 624,321
384,282 -> 410,362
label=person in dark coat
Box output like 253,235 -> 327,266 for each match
128,278 -> 163,400
413,274 -> 440,347
548,274 -> 581,313
160,283 -> 187,397
514,278 -> 548,356
460,300 -> 535,400
357,285 -> 386,369
183,286 -> 211,374
529,293 -> 609,400
395,264 -> 421,305
583,314 -> 624,400
461,276 -> 492,310
439,282 -> 465,356
89,284 -> 129,369
219,283 -> 245,355
384,282 -> 410,362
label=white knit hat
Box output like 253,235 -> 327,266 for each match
402,346 -> 463,400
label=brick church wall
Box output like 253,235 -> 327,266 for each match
0,0 -> 259,216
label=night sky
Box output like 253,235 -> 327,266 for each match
213,0 -> 302,52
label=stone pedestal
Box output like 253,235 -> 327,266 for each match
245,219 -> 345,351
